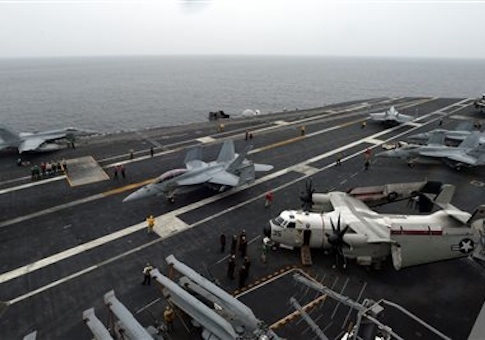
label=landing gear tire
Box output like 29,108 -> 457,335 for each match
387,192 -> 398,202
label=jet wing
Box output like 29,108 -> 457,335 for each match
176,172 -> 211,186
369,113 -> 386,121
176,169 -> 239,187
419,150 -> 454,158
253,163 -> 274,172
18,138 -> 47,153
446,153 -> 477,166
396,115 -> 413,123
21,132 -> 68,141
330,193 -> 391,243
207,171 -> 239,186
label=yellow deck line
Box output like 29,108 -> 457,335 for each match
101,179 -> 155,196
270,295 -> 327,329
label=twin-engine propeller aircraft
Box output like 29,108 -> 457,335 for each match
368,106 -> 413,126
0,125 -> 98,153
264,183 -> 485,270
123,139 -> 273,202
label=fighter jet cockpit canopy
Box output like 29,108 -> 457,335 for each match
154,168 -> 187,184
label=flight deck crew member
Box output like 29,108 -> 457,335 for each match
240,236 -> 247,258
142,263 -> 153,285
300,125 -> 306,136
264,191 -> 274,208
147,215 -> 155,233
227,255 -> 236,279
219,233 -> 226,253
230,235 -> 238,255
62,159 -> 68,173
238,265 -> 247,288
243,256 -> 251,276
336,153 -> 342,166
238,229 -> 246,249
163,306 -> 175,332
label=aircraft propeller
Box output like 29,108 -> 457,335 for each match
409,193 -> 434,213
325,214 -> 351,269
300,179 -> 315,211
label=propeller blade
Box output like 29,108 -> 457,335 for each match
342,240 -> 352,248
330,218 -> 336,234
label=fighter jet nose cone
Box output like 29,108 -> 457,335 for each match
122,192 -> 139,203
263,225 -> 271,238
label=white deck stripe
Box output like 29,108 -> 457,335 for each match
0,194 -> 103,229
0,176 -> 65,195
0,99 -> 470,304
196,136 -> 217,143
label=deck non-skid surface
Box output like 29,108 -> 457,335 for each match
66,156 -> 110,187
1,97 -> 484,339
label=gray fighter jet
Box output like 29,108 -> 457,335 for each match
408,121 -> 483,145
123,139 -> 273,202
0,125 -> 98,153
369,106 -> 413,126
474,93 -> 485,112
376,131 -> 485,170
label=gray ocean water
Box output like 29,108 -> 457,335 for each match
1,55 -> 484,133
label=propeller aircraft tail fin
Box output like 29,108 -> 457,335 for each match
434,184 -> 455,205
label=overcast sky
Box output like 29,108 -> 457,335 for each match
0,0 -> 484,59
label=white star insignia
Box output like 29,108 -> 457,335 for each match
459,239 -> 474,253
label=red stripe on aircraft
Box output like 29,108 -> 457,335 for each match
391,229 -> 443,236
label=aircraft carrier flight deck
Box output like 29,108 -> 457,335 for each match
1,97 -> 484,340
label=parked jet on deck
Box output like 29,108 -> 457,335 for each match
474,94 -> 485,112
123,139 -> 273,202
408,121 -> 483,145
376,131 -> 485,170
0,125 -> 98,153
369,106 -> 413,126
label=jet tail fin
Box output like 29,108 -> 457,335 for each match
227,145 -> 252,173
427,131 -> 445,145
0,126 -> 21,145
458,131 -> 480,149
216,140 -> 236,163
184,146 -> 205,169
455,121 -> 474,132
477,146 -> 485,165
184,145 -> 203,164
